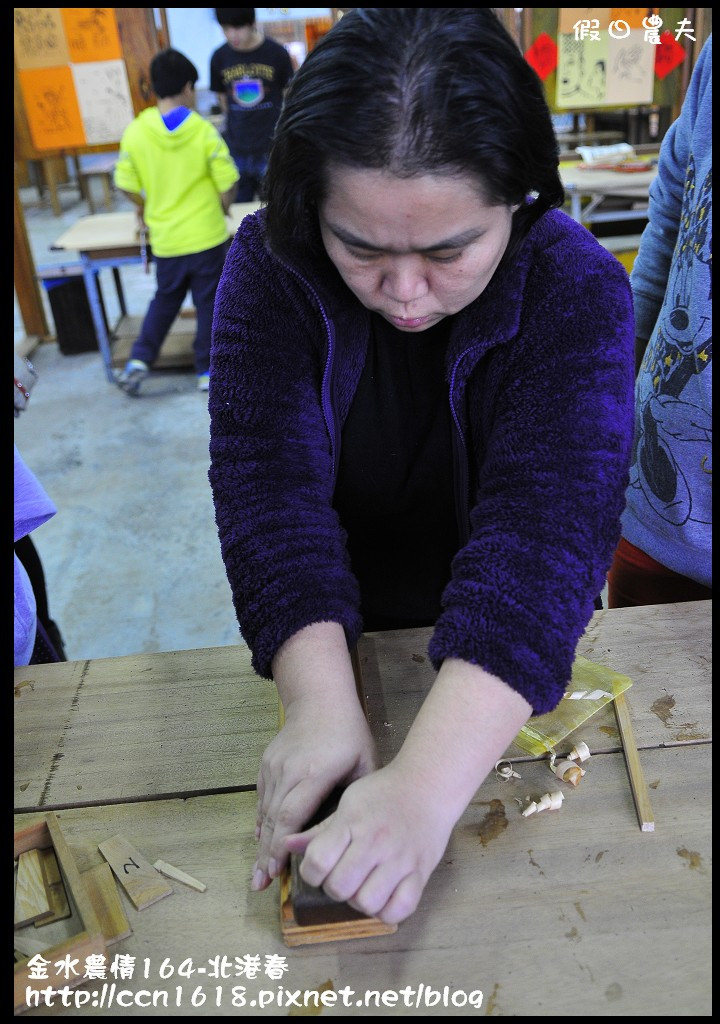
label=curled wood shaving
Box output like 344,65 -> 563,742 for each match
551,759 -> 585,786
495,759 -> 521,781
563,689 -> 613,700
569,741 -> 591,763
521,791 -> 564,816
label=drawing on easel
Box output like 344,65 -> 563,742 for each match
557,34 -> 609,106
72,60 -> 134,144
605,34 -> 655,104
556,9 -> 656,108
15,7 -> 134,150
18,64 -> 86,149
14,8 -> 70,69
60,8 -> 123,63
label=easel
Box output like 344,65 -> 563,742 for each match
13,8 -> 162,348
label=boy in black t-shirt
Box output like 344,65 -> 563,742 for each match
210,9 -> 294,201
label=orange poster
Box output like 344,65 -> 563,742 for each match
60,8 -> 122,63
558,9 -> 611,34
610,9 -> 660,30
19,65 -> 86,150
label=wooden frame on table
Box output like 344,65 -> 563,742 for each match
14,812 -> 106,1016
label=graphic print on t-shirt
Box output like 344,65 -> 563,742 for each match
233,78 -> 264,107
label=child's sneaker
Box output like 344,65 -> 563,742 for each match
197,373 -> 210,392
116,359 -> 149,396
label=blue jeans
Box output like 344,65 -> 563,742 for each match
231,153 -> 268,202
131,242 -> 229,375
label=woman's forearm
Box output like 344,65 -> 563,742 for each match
393,657 -> 533,824
270,620 -> 363,712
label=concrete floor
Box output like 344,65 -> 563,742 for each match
15,175 -> 244,662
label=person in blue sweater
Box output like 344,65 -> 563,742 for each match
208,9 -> 635,925
608,36 -> 712,607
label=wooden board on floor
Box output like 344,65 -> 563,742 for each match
14,849 -> 52,928
110,316 -> 195,369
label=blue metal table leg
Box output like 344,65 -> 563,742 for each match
82,255 -> 115,382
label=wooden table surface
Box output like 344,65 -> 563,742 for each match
14,601 -> 712,1016
15,602 -> 711,811
559,162 -> 657,198
50,202 -> 260,255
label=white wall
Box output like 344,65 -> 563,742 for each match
164,8 -> 332,88
164,8 -> 226,89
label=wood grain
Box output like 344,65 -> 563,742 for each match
98,834 -> 173,911
153,859 -> 207,893
13,746 -> 712,1016
14,849 -> 52,928
35,848 -> 71,926
14,603 -> 710,811
614,692 -> 655,831
82,863 -> 132,944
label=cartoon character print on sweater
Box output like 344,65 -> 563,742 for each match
631,157 -> 712,527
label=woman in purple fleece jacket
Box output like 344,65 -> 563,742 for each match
208,9 -> 635,925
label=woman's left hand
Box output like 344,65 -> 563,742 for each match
284,760 -> 456,924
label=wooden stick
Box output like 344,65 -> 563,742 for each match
614,692 -> 655,832
153,859 -> 207,893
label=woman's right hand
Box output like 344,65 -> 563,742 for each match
252,690 -> 378,891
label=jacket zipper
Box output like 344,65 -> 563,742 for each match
279,256 -> 472,542
276,261 -> 340,479
449,352 -> 471,547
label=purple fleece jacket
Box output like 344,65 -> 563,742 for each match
208,208 -> 635,714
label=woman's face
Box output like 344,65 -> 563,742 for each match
319,166 -> 517,332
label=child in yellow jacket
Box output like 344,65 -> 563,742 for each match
114,48 -> 239,394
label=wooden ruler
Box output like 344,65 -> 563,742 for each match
614,692 -> 655,832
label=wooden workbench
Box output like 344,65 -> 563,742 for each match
14,601 -> 711,1016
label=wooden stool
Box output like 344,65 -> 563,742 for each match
74,155 -> 118,213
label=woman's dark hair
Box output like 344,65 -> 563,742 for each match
264,8 -> 563,262
150,49 -> 198,99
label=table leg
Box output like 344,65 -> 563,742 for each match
82,256 -> 116,382
42,159 -> 63,218
569,193 -> 582,222
101,173 -> 113,210
112,267 -> 127,317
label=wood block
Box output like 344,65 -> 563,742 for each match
153,859 -> 206,892
82,863 -> 132,944
280,870 -> 397,947
98,834 -> 173,910
14,813 -> 105,1016
35,848 -> 71,926
278,786 -> 397,945
277,651 -> 396,944
15,850 -> 52,928
14,819 -> 53,857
